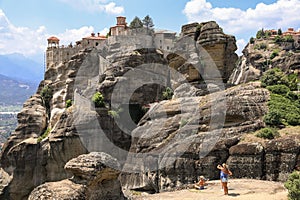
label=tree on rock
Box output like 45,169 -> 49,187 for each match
278,28 -> 282,35
256,28 -> 265,39
142,15 -> 154,31
129,16 -> 143,29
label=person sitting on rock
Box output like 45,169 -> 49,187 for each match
194,175 -> 207,190
217,163 -> 233,195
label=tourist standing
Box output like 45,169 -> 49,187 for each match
217,163 -> 233,195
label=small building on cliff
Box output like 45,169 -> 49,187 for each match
154,29 -> 176,51
109,16 -> 128,36
46,32 -> 107,69
46,16 -> 177,69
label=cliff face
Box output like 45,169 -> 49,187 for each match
0,21 -> 298,199
121,82 -> 270,191
179,21 -> 238,83
230,38 -> 300,85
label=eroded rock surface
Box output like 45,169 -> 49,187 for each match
230,39 -> 300,85
122,82 -> 271,191
29,152 -> 126,200
177,21 -> 238,83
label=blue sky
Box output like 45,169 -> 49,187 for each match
0,0 -> 300,62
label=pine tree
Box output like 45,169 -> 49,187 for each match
142,15 -> 154,31
129,16 -> 143,29
278,28 -> 282,35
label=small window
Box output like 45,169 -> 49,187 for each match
96,42 -> 99,46
167,46 -> 169,50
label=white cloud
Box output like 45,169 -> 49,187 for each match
56,26 -> 95,45
0,9 -> 105,58
99,27 -> 109,36
0,10 -> 47,56
183,0 -> 300,51
102,2 -> 124,15
58,0 -> 124,15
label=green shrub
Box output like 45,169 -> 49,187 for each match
162,87 -> 174,100
66,99 -> 72,108
286,113 -> 300,126
108,110 -> 119,118
270,50 -> 279,60
256,127 -> 279,139
250,37 -> 255,44
41,86 -> 53,109
286,91 -> 299,101
92,92 -> 105,108
108,107 -> 123,119
266,84 -> 290,95
274,35 -> 283,43
256,29 -> 264,39
284,35 -> 294,42
263,109 -> 282,126
259,43 -> 267,50
284,171 -> 300,200
262,68 -> 300,127
266,94 -> 300,126
254,43 -> 267,50
287,73 -> 299,91
260,68 -> 289,87
37,127 -> 51,142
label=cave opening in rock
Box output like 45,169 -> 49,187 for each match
127,83 -> 167,125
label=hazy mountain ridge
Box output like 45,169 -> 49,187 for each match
0,53 -> 44,84
0,73 -> 37,105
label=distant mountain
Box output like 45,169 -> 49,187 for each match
0,53 -> 44,83
0,74 -> 38,105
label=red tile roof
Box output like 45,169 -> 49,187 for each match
47,36 -> 60,41
83,35 -> 107,40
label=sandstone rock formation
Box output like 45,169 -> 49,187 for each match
175,21 -> 238,83
230,39 -> 300,85
0,108 -> 88,200
121,82 -> 271,191
122,81 -> 300,192
228,134 -> 300,181
1,20 -> 298,200
0,50 -> 91,199
28,152 -> 126,200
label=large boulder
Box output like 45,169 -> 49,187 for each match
28,152 -> 126,200
0,109 -> 87,200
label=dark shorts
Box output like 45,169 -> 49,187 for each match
199,186 -> 205,190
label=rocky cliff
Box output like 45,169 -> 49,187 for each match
0,21 -> 298,199
179,21 -> 238,83
230,37 -> 300,85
